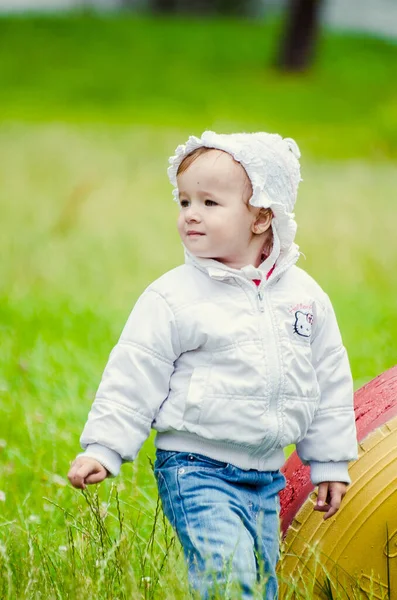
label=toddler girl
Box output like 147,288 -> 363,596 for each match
68,131 -> 358,599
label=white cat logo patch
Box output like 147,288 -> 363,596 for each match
294,310 -> 313,338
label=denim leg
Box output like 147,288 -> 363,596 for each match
155,452 -> 256,598
177,483 -> 257,599
249,471 -> 286,599
155,451 -> 285,600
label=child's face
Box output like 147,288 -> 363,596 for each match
177,149 -> 261,268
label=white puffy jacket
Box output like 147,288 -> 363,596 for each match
80,245 -> 358,485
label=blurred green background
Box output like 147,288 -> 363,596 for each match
0,4 -> 397,597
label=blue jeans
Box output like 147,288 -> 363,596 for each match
154,450 -> 286,599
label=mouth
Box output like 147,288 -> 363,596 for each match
187,231 -> 205,237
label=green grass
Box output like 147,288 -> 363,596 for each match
0,14 -> 396,599
0,14 -> 396,158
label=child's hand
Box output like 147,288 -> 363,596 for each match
313,481 -> 347,520
68,457 -> 108,489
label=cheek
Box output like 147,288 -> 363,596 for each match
228,212 -> 254,239
176,214 -> 183,237
177,212 -> 184,235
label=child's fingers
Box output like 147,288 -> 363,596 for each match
85,468 -> 108,484
314,482 -> 329,511
313,482 -> 347,520
67,462 -> 81,488
68,460 -> 99,489
322,501 -> 340,520
68,463 -> 91,489
322,483 -> 347,520
322,490 -> 343,520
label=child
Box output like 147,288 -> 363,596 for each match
68,131 -> 358,599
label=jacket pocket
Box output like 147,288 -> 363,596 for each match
183,366 -> 210,424
281,397 -> 318,446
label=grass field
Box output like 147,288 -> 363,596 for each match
0,14 -> 397,599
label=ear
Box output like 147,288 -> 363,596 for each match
252,208 -> 272,235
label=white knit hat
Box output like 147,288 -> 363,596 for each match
167,130 -> 302,252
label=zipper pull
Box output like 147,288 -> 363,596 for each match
257,289 -> 264,312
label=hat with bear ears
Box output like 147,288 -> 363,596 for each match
167,130 -> 302,253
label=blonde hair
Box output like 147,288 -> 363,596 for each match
177,146 -> 212,176
177,147 -> 253,201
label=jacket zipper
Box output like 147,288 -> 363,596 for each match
257,287 -> 264,312
252,260 -> 294,313
253,282 -> 282,453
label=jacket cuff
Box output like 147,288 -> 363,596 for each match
310,461 -> 351,485
78,443 -> 122,477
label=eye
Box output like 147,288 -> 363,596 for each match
205,199 -> 217,206
180,199 -> 190,208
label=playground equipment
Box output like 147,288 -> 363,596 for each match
279,365 -> 397,599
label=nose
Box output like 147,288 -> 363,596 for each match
185,206 -> 201,223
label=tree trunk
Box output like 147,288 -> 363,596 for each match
277,0 -> 324,71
